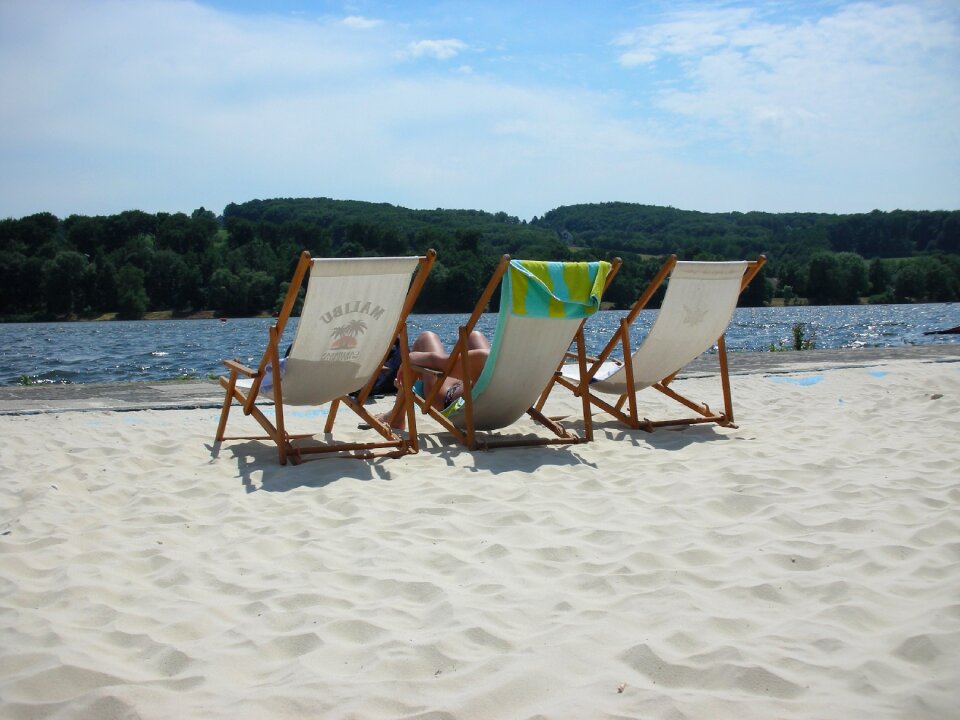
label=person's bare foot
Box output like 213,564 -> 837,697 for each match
379,411 -> 405,431
358,412 -> 404,431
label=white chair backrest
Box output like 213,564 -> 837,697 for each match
594,261 -> 747,394
280,256 -> 420,405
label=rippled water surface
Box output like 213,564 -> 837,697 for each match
2,304 -> 957,385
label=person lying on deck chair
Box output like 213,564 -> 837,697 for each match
378,329 -> 490,430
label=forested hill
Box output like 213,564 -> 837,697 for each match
1,197 -> 958,321
535,202 -> 960,259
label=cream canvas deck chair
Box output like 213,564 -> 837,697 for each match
536,255 -> 766,431
412,255 -> 616,450
215,250 -> 436,464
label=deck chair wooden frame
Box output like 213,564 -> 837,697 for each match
411,255 -> 620,450
536,254 -> 765,432
215,249 -> 436,464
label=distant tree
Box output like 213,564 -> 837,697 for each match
273,281 -> 305,316
225,217 -> 255,248
207,267 -> 238,313
41,250 -> 93,315
91,253 -> 118,311
0,250 -> 29,312
805,252 -> 867,305
775,258 -> 807,297
241,270 -> 276,315
740,266 -> 769,307
147,249 -> 200,310
933,212 -> 960,254
894,256 -> 959,302
834,252 -> 869,303
188,207 -> 219,253
115,265 -> 149,319
431,262 -> 485,312
456,229 -> 481,253
805,253 -> 839,305
336,240 -> 365,258
64,214 -> 103,255
2,200 -> 959,318
104,210 -> 155,253
15,212 -> 61,249
378,227 -> 406,256
121,233 -> 155,270
868,257 -> 890,294
155,212 -> 196,254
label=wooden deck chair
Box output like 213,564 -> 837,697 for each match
536,255 -> 766,431
412,255 -> 618,450
215,250 -> 436,464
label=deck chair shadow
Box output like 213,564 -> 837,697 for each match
411,255 -> 619,450
536,255 -> 765,432
215,250 -> 436,464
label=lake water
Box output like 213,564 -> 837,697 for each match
2,304 -> 958,386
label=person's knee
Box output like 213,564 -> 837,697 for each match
412,330 -> 441,350
467,331 -> 490,349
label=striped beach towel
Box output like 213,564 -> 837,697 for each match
505,260 -> 610,319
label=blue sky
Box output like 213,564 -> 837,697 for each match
1,0 -> 958,221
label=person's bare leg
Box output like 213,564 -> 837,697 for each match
463,331 -> 491,383
378,376 -> 407,430
406,330 -> 491,410
409,331 -> 489,378
383,331 -> 446,429
466,331 -> 491,351
409,331 -> 447,407
413,330 -> 446,353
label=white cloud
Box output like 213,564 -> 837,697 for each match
616,2 -> 960,181
342,15 -> 382,30
406,39 -> 468,61
0,0 -> 956,220
615,7 -> 754,66
0,1 -> 659,219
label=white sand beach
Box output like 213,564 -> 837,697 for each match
1,356 -> 959,719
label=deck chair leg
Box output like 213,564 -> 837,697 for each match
618,318 -> 640,428
397,325 -> 419,454
571,328 -> 593,442
581,393 -> 593,441
458,326 -> 479,450
526,406 -> 577,441
216,372 -> 238,441
652,382 -> 712,416
325,398 -> 341,433
270,370 -> 288,466
535,373 -> 560,413
717,335 -> 734,424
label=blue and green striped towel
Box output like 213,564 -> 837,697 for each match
505,260 -> 611,319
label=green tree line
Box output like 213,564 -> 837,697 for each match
1,198 -> 957,321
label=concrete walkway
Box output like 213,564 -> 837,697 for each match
1,345 -> 957,415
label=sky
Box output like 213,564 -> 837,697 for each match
1,0 -> 958,221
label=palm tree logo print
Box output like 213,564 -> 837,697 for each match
330,319 -> 368,349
